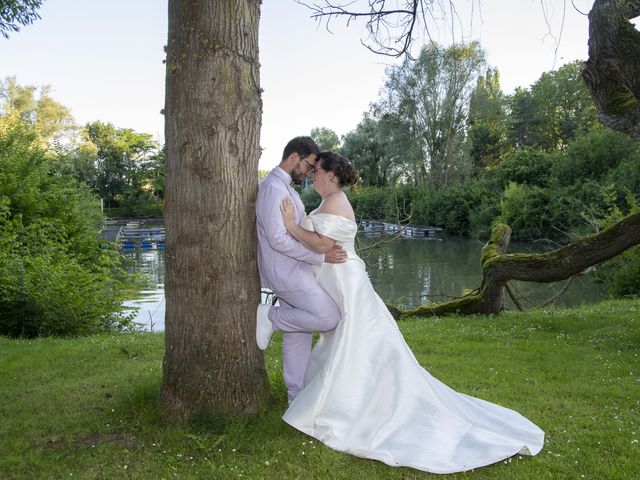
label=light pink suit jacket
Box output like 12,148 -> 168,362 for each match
256,167 -> 323,294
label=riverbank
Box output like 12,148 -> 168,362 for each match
1,299 -> 638,479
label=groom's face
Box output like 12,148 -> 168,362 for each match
291,153 -> 317,185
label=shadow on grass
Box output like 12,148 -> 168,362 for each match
110,371 -> 293,445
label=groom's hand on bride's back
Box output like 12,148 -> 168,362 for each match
324,245 -> 348,263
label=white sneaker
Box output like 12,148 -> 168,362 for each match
256,304 -> 274,350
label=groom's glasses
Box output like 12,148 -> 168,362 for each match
302,157 -> 317,175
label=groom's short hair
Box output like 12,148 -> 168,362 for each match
282,136 -> 320,160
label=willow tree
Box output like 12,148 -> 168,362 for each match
0,0 -> 43,38
161,0 -> 267,420
379,42 -> 486,187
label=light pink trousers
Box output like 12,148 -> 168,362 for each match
268,287 -> 340,402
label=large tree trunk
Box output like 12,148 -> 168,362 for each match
581,0 -> 640,140
404,212 -> 640,318
161,0 -> 268,420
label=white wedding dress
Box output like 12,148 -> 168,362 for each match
282,213 -> 544,474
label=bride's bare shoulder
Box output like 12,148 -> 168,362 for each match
317,192 -> 356,222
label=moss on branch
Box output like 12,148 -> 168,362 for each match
395,211 -> 640,318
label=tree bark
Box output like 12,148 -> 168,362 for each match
161,0 -> 268,420
581,0 -> 640,140
403,212 -> 640,317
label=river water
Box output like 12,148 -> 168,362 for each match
122,230 -> 606,332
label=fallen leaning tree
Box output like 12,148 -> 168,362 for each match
399,212 -> 640,318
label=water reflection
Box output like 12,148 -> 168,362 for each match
121,249 -> 166,332
121,233 -> 606,331
361,234 -> 606,309
361,235 -> 484,307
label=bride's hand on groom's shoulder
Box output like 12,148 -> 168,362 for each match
280,197 -> 296,228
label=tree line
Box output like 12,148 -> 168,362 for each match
0,77 -> 165,217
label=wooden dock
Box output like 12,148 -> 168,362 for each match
101,220 -> 165,250
100,225 -> 123,242
360,220 -> 443,238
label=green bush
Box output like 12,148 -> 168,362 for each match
412,187 -> 473,235
468,183 -> 501,239
605,148 -> 640,196
342,186 -> 423,222
348,187 -> 390,220
497,181 -> 632,242
597,246 -> 640,298
490,148 -> 553,188
383,185 -> 424,221
552,127 -> 638,186
118,189 -> 163,218
299,187 -> 321,213
498,183 -> 554,240
592,194 -> 640,298
0,121 -> 136,337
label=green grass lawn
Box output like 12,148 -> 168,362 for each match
1,299 -> 638,479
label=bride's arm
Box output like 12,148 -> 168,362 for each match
280,198 -> 336,253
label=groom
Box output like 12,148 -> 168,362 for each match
255,136 -> 346,402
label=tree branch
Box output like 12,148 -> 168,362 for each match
296,0 -> 421,57
539,275 -> 576,308
486,212 -> 640,283
0,0 -> 43,39
401,212 -> 640,318
504,282 -> 524,311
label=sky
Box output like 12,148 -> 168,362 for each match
0,0 -> 630,170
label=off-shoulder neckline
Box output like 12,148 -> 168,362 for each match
308,212 -> 357,225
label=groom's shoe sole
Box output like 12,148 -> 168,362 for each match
256,304 -> 274,350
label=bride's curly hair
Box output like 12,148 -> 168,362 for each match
316,151 -> 358,187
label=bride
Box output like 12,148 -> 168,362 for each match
276,151 -> 544,474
